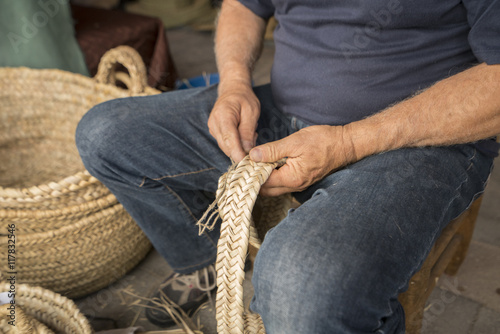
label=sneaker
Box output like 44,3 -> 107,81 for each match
145,264 -> 217,328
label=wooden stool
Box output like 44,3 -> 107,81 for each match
398,196 -> 483,333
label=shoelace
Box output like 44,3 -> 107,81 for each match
193,265 -> 216,311
160,265 -> 217,306
194,265 -> 217,292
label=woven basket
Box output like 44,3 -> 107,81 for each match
0,283 -> 93,334
0,46 -> 156,298
198,157 -> 291,334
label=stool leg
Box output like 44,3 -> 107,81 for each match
400,282 -> 425,334
400,265 -> 432,334
445,197 -> 483,276
399,196 -> 484,333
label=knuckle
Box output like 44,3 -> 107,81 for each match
221,133 -> 233,146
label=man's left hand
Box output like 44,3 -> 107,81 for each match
249,125 -> 357,196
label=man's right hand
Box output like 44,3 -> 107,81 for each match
208,82 -> 260,163
211,0 -> 267,162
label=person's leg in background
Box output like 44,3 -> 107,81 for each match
251,144 -> 494,334
75,84 -> 290,327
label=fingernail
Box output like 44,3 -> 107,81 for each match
250,148 -> 262,162
242,140 -> 253,153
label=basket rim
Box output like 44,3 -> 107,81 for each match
0,193 -> 117,219
0,65 -> 155,200
0,203 -> 126,242
0,171 -> 103,201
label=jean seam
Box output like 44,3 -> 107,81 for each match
162,184 -> 198,221
397,147 -> 480,296
452,148 -> 494,218
139,167 -> 217,187
163,184 -> 218,254
465,148 -> 477,172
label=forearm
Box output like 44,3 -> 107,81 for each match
347,63 -> 500,160
215,0 -> 267,93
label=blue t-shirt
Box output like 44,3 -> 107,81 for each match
238,0 -> 500,156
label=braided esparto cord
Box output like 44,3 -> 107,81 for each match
198,156 -> 290,334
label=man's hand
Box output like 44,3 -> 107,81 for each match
208,83 -> 260,162
249,125 -> 357,196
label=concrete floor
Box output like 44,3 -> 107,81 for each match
75,28 -> 500,333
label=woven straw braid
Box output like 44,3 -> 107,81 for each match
0,46 -> 157,298
0,283 -> 92,334
198,156 -> 291,334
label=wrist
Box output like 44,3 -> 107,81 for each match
218,63 -> 253,95
343,117 -> 399,162
218,77 -> 253,97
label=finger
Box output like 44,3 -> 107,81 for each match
262,167 -> 294,188
218,116 -> 246,162
249,137 -> 290,163
238,105 -> 259,153
265,164 -> 307,190
259,184 -> 295,197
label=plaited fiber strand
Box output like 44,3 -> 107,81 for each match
0,305 -> 49,334
199,156 -> 290,334
0,46 -> 156,298
0,283 -> 92,334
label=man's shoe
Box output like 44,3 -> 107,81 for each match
145,264 -> 216,328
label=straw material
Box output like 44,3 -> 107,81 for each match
0,283 -> 92,334
0,46 -> 157,298
198,156 -> 291,334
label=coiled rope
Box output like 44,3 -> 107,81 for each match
198,156 -> 291,334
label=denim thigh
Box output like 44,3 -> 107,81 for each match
251,144 -> 493,334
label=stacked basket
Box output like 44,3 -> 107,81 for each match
0,46 -> 156,298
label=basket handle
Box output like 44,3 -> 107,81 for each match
95,45 -> 148,95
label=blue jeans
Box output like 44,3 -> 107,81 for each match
76,84 -> 493,333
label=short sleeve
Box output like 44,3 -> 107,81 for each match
463,0 -> 500,64
238,0 -> 275,20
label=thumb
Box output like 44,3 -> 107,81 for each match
249,138 -> 289,163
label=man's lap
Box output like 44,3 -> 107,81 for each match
78,83 -> 494,331
251,144 -> 493,333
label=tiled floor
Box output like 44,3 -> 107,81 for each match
75,28 -> 500,334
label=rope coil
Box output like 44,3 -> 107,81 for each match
198,156 -> 291,334
0,283 -> 93,334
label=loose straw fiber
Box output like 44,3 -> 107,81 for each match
198,156 -> 292,334
0,46 -> 157,298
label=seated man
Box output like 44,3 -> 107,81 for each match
76,0 -> 500,332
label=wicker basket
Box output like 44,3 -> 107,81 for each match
0,283 -> 93,334
0,46 -> 156,298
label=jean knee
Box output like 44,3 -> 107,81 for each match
251,235 -> 344,333
76,99 -> 132,174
